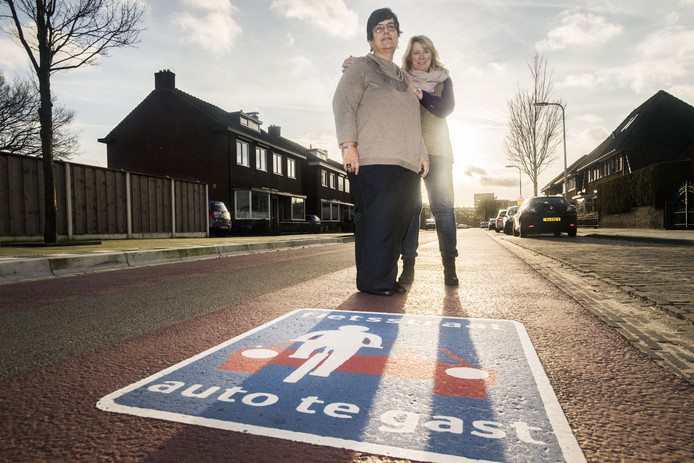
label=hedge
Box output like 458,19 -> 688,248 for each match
597,160 -> 693,215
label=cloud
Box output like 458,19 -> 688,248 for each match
536,12 -> 622,52
271,0 -> 359,38
560,20 -> 694,94
464,166 -> 488,177
573,127 -> 611,155
637,23 -> 694,59
0,37 -> 30,71
480,176 -> 517,188
576,114 -> 603,124
172,0 -> 242,56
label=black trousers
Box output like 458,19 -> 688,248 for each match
349,165 -> 419,291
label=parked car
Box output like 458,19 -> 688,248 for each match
424,218 -> 436,230
480,221 -> 488,228
494,209 -> 507,233
306,214 -> 321,225
209,200 -> 231,236
513,196 -> 577,237
487,218 -> 496,230
503,206 -> 519,235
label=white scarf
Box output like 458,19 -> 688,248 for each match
407,69 -> 449,93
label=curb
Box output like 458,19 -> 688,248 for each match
584,233 -> 694,246
0,236 -> 354,284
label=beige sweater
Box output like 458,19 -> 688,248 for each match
333,54 -> 428,174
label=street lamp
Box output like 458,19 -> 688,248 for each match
505,165 -> 521,198
533,101 -> 567,197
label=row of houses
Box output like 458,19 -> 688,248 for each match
541,90 -> 694,220
101,70 -> 353,233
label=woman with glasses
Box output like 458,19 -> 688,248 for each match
333,8 -> 428,297
343,35 -> 460,286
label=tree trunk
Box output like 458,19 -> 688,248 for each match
39,71 -> 57,243
36,3 -> 57,243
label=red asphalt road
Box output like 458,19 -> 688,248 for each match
1,229 -> 693,462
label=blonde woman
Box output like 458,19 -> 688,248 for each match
400,35 -> 459,285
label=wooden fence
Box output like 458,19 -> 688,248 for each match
0,152 -> 208,242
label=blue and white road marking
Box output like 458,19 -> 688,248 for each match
98,309 -> 585,462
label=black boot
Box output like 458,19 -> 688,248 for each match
442,256 -> 459,286
398,258 -> 415,284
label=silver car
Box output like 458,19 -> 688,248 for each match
494,209 -> 507,233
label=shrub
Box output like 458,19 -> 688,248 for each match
598,160 -> 693,214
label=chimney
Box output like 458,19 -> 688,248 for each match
155,69 -> 175,90
269,125 -> 281,137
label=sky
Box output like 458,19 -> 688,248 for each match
1,0 -> 693,207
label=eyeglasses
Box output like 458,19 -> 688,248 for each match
373,23 -> 397,34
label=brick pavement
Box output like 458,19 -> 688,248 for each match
492,232 -> 694,384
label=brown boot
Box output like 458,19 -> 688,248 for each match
442,256 -> 459,286
398,258 -> 415,284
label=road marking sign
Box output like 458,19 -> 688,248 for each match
98,309 -> 585,462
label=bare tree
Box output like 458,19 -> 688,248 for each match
1,0 -> 145,243
504,53 -> 564,197
0,72 -> 35,153
0,71 -> 78,159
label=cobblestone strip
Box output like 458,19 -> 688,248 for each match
496,239 -> 694,384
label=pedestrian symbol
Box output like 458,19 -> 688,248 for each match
98,309 -> 585,462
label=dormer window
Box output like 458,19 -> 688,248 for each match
240,116 -> 260,132
620,114 -> 638,132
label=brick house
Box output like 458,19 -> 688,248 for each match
304,147 -> 354,225
542,90 -> 694,215
101,70 -> 353,232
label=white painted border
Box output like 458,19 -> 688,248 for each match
97,309 -> 585,463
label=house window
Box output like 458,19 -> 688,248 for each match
235,190 -> 250,219
252,191 -> 269,219
234,190 -> 269,220
341,206 -> 353,223
256,148 -> 267,171
321,200 -> 345,222
322,201 -> 331,221
337,176 -> 344,192
236,140 -> 249,167
329,173 -> 336,189
292,197 -> 305,220
345,178 -> 350,194
287,158 -> 296,179
273,153 -> 283,175
321,170 -> 328,187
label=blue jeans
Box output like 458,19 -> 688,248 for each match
401,156 -> 458,259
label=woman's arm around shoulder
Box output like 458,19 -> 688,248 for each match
419,76 -> 455,118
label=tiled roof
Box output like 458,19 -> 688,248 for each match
542,90 -> 694,192
171,88 -> 309,159
580,90 -> 694,171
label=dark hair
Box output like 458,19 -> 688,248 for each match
366,8 -> 401,41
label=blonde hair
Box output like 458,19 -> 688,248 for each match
402,35 -> 447,73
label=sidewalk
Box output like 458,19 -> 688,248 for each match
579,227 -> 694,246
0,234 -> 355,284
1,228 -> 692,284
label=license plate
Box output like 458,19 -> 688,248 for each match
543,217 -> 561,222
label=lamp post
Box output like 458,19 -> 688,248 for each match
533,101 -> 567,197
505,165 -> 521,198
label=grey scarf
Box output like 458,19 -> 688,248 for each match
408,69 -> 449,93
365,53 -> 409,92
